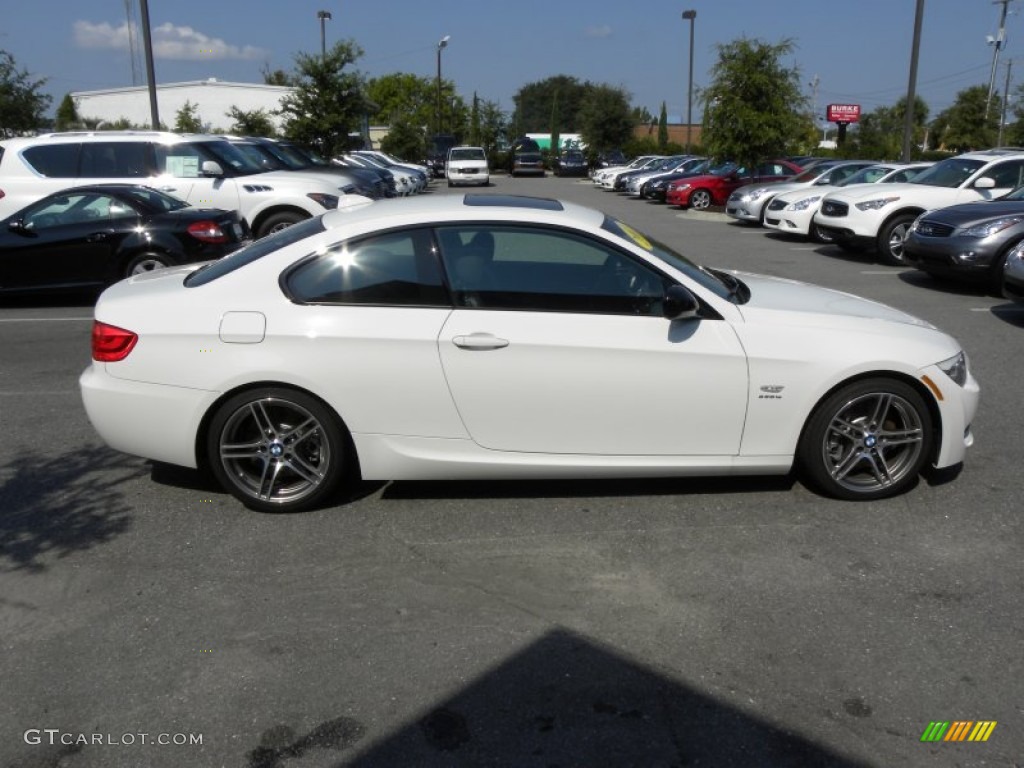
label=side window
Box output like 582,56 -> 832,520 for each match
21,144 -> 80,178
79,142 -> 152,178
436,225 -> 672,316
983,161 -> 1024,190
285,228 -> 448,306
155,143 -> 204,178
22,193 -> 87,229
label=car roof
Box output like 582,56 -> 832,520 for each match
320,194 -> 603,231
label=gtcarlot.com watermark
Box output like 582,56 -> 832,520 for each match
24,729 -> 202,747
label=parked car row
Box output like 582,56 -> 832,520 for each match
0,130 -> 436,294
715,147 -> 1024,302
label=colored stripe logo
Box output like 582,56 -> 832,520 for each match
921,721 -> 997,742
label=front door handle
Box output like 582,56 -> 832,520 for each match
158,186 -> 177,192
452,333 -> 509,350
86,231 -> 109,242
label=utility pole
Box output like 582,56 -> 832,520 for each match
987,0 -> 1014,120
998,58 -> 1014,146
809,74 -> 822,142
902,0 -> 925,161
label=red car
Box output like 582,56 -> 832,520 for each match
666,159 -> 802,210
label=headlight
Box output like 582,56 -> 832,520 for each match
786,195 -> 822,211
743,186 -> 772,202
307,193 -> 339,209
855,196 -> 901,211
937,351 -> 968,387
673,183 -> 692,191
962,217 -> 1024,238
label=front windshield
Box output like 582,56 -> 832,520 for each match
601,216 -> 738,302
792,163 -> 837,183
841,166 -> 893,186
199,140 -> 267,175
910,157 -> 985,188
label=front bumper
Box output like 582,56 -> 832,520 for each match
904,232 -> 1005,280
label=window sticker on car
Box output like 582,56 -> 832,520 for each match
616,221 -> 653,251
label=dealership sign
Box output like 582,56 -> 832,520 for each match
827,104 -> 861,124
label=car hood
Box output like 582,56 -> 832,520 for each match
918,199 -> 1024,226
826,181 -> 925,202
734,271 -> 936,329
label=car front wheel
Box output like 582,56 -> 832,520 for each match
877,214 -> 916,265
798,378 -> 932,500
256,211 -> 308,239
689,189 -> 712,210
207,387 -> 348,513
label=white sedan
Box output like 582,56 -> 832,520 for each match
763,163 -> 934,242
80,194 -> 980,512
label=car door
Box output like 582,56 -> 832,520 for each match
0,192 -> 122,290
435,224 -> 749,456
152,142 -> 241,213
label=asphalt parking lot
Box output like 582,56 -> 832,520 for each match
2,174 -> 1022,768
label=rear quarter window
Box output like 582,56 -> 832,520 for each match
21,144 -> 81,177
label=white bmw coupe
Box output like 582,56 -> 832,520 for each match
81,194 -> 980,512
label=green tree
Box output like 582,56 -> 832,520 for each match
380,117 -> 425,160
55,93 -> 80,131
469,92 -> 481,147
366,73 -> 435,132
0,50 -> 51,138
512,75 -> 586,133
278,41 -> 368,158
227,106 -> 276,137
478,99 -> 507,155
846,96 -> 928,159
700,37 -> 807,169
931,85 -> 998,152
260,62 -> 296,86
657,102 -> 668,150
578,84 -> 634,154
174,100 -> 203,132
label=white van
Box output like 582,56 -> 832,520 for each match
446,146 -> 489,187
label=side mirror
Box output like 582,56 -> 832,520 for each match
663,284 -> 700,320
201,160 -> 224,177
8,219 -> 25,232
974,177 -> 996,190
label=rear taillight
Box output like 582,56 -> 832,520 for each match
92,321 -> 138,362
187,220 -> 228,243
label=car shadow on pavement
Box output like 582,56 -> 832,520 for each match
991,302 -> 1024,327
0,290 -> 100,309
0,445 -> 141,573
895,270 -> 992,297
381,474 -> 796,501
293,628 -> 872,768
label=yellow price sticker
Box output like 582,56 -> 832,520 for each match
616,221 -> 652,251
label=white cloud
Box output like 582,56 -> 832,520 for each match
73,20 -> 268,61
585,25 -> 612,39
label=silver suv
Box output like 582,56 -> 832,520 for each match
0,131 -> 371,238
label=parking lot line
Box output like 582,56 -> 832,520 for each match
0,317 -> 92,322
972,306 -> 1024,312
860,270 -> 913,275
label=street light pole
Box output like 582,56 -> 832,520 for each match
317,10 -> 332,58
682,10 -> 697,154
436,35 -> 450,135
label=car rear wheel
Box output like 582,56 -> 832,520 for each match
124,252 -> 174,278
207,387 -> 348,513
798,378 -> 932,500
689,189 -> 712,210
877,214 -> 916,265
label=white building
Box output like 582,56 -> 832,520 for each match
71,79 -> 295,132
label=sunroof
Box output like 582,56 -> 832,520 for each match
462,194 -> 564,211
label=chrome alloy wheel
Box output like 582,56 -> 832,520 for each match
821,391 -> 925,494
218,397 -> 331,506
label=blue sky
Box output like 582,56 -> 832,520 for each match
2,0 -> 1016,127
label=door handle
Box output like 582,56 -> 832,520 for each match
158,186 -> 177,192
452,333 -> 509,350
86,231 -> 110,242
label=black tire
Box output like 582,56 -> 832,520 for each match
255,211 -> 308,239
757,200 -> 771,226
206,387 -> 349,513
447,180 -> 453,188
810,221 -> 836,244
797,377 -> 932,501
689,188 -> 712,210
123,252 -> 174,278
876,214 -> 916,265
